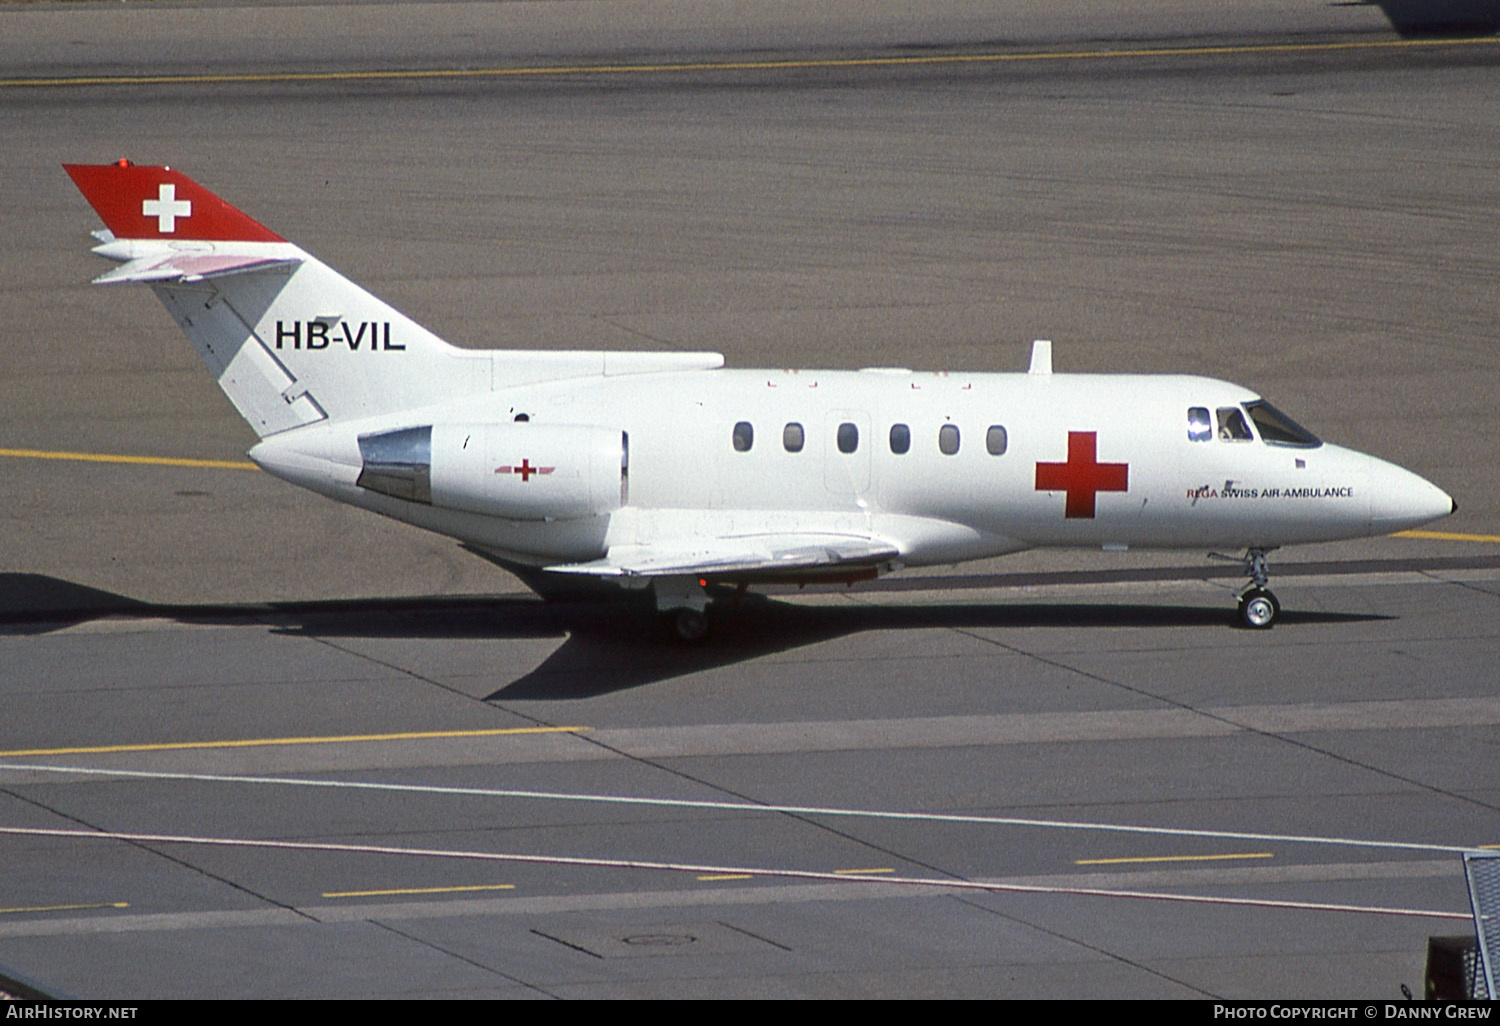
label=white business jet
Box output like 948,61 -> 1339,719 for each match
65,162 -> 1455,639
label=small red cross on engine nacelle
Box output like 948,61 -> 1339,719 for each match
494,458 -> 555,482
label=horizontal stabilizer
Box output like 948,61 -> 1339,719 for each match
91,252 -> 302,285
548,533 -> 899,578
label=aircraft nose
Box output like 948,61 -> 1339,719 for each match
1367,457 -> 1454,532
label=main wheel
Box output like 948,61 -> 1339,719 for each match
668,607 -> 710,643
1238,588 -> 1279,629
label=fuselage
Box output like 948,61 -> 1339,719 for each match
249,366 -> 1455,573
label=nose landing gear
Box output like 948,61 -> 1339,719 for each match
1237,586 -> 1280,629
1211,548 -> 1280,629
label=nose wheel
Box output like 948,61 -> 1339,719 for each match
1237,587 -> 1279,629
1212,547 -> 1280,629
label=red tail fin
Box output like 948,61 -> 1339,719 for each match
64,160 -> 285,243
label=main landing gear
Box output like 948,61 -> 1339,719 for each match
654,577 -> 712,643
1211,547 -> 1280,629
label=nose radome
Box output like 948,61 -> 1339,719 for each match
1367,457 -> 1454,531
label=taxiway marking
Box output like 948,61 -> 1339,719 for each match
1,762 -> 1487,858
1394,529 -> 1500,543
0,447 -> 257,471
1075,853 -> 1273,866
0,825 -> 1471,923
0,726 -> 587,759
3,36 -> 1498,90
322,884 -> 515,899
0,902 -> 129,916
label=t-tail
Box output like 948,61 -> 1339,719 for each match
64,161 -> 723,438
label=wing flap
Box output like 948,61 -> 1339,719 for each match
548,533 -> 899,578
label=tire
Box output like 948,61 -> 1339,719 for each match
1238,588 -> 1279,629
669,607 -> 710,643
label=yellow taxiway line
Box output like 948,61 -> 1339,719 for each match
0,447 -> 257,471
0,902 -> 129,915
0,726 -> 588,759
322,883 -> 515,899
1392,529 -> 1500,544
1075,852 -> 1273,866
2,36 -> 1498,90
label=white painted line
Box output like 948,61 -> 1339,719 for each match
0,762 -> 1484,856
0,825 -> 1470,924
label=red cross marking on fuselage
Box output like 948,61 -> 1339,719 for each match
1034,431 -> 1129,519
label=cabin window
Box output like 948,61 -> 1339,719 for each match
732,421 -> 754,452
1217,407 -> 1253,442
783,422 -> 805,452
986,425 -> 1008,455
938,424 -> 960,455
1187,407 -> 1211,442
889,423 -> 911,454
837,422 -> 859,454
1245,400 -> 1321,448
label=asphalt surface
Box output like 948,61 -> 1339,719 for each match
1,0 -> 1498,1000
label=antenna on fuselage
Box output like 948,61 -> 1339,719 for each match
1029,339 -> 1053,375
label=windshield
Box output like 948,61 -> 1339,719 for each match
1245,400 -> 1321,448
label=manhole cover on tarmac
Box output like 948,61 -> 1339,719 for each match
532,921 -> 782,959
622,933 -> 697,947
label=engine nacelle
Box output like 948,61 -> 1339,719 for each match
357,422 -> 626,521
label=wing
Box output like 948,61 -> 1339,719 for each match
547,532 -> 900,579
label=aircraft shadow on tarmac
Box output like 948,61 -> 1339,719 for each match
1349,0 -> 1500,37
0,572 -> 1386,699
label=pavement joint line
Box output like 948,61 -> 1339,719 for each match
0,825 -> 1472,923
0,762 -> 1486,858
0,726 -> 589,758
1075,853 -> 1274,866
4,36 -> 1499,90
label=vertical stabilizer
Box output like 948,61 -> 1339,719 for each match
66,161 -> 493,436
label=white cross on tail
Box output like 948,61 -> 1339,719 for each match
142,183 -> 191,233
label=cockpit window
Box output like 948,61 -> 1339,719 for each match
1217,407 -> 1253,442
1188,407 -> 1211,442
1245,400 -> 1322,448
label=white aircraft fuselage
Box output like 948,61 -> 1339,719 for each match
251,366 -> 1451,571
63,162 -> 1455,635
